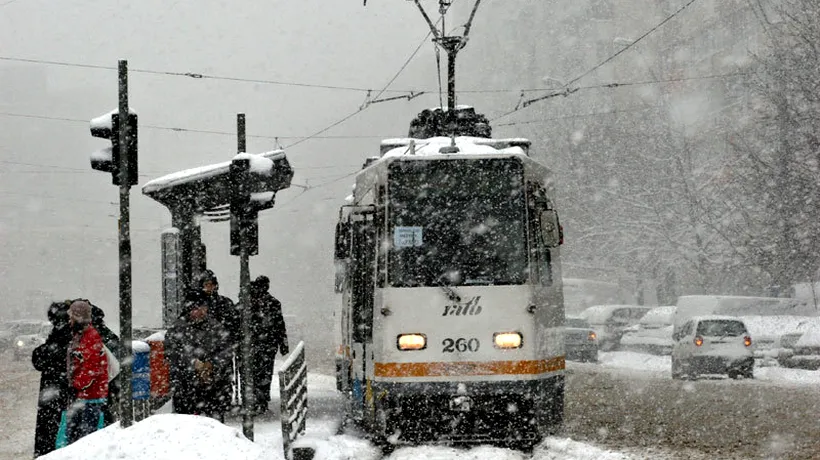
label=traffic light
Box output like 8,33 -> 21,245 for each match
229,156 -> 277,256
90,110 -> 138,186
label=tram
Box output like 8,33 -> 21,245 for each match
333,107 -> 566,448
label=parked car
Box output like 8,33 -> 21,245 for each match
564,316 -> 598,362
1,320 -> 52,352
620,306 -> 676,355
13,321 -> 52,361
671,315 -> 754,380
740,316 -> 818,367
578,305 -> 652,351
777,327 -> 820,370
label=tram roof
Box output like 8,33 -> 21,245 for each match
352,137 -> 552,193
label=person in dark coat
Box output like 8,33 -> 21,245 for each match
165,290 -> 233,421
31,301 -> 72,458
198,270 -> 240,345
249,276 -> 289,414
89,304 -> 120,427
197,269 -> 241,410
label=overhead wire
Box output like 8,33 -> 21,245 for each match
0,56 -> 414,94
0,111 -> 387,140
492,0 -> 704,121
282,18 -> 440,150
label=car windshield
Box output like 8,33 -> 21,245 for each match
565,318 -> 590,328
610,308 -> 648,324
697,320 -> 747,337
387,158 -> 528,287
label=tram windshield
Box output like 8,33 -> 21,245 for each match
387,157 -> 528,287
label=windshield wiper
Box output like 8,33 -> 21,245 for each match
439,284 -> 462,303
425,266 -> 462,302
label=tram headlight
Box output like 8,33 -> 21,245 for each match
397,334 -> 427,351
493,332 -> 522,349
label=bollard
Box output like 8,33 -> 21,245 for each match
146,331 -> 170,411
132,340 -> 151,421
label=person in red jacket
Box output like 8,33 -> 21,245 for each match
65,300 -> 108,445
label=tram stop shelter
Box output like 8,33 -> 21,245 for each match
142,150 -> 293,326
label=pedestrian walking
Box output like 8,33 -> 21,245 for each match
31,301 -> 72,458
249,275 -> 289,415
165,290 -> 233,421
63,300 -> 108,446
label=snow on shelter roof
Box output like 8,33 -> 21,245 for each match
142,150 -> 293,212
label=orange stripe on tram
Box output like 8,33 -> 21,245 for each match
374,357 -> 565,378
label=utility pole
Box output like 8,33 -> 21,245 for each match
235,114 -> 256,440
88,63 -> 137,424
117,60 -> 135,428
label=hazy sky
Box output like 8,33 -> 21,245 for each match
0,0 -> 751,349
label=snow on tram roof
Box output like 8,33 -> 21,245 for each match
380,136 -> 530,159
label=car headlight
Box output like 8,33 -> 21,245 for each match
16,340 -> 24,347
397,334 -> 426,351
494,332 -> 523,349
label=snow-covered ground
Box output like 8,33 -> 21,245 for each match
38,412 -> 644,460
40,368 -> 656,460
588,351 -> 820,386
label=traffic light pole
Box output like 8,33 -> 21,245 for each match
237,114 -> 256,440
117,59 -> 134,428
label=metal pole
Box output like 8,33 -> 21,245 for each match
117,59 -> 134,428
447,45 -> 456,113
237,114 -> 255,440
238,114 -> 246,153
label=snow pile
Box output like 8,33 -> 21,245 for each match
538,437 -> 633,459
598,351 -> 670,376
41,414 -> 267,460
755,366 -> 820,386
384,437 -> 633,459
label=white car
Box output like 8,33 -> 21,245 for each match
671,315 -> 754,380
13,321 -> 52,361
578,305 -> 653,351
619,306 -> 676,355
1,320 -> 51,352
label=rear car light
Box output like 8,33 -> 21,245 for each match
744,336 -> 752,347
588,331 -> 597,341
694,336 -> 703,347
494,332 -> 523,349
397,334 -> 426,351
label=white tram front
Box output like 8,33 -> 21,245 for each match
333,109 -> 565,448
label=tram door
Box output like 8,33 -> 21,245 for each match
349,211 -> 376,417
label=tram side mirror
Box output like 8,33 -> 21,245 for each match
540,210 -> 563,248
335,221 -> 351,260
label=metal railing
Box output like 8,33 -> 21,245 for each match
278,340 -> 307,459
